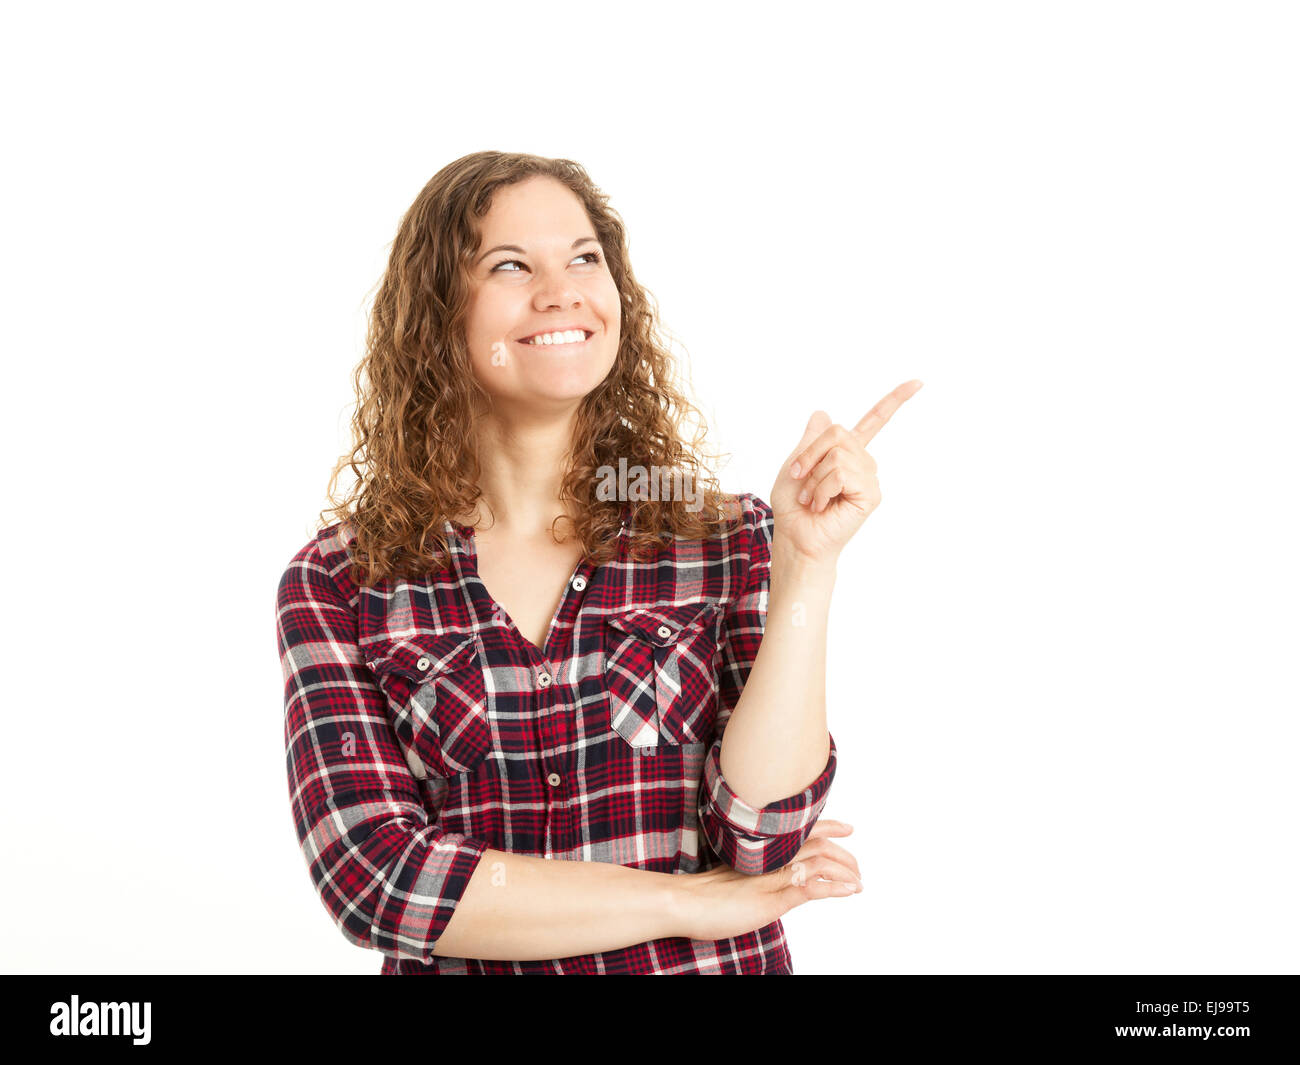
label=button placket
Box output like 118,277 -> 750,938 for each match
519,566 -> 585,805
535,663 -> 563,791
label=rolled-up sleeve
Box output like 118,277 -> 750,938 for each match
276,541 -> 489,963
698,494 -> 837,875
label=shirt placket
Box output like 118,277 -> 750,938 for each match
448,520 -> 595,862
532,567 -> 592,860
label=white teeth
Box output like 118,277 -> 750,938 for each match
526,329 -> 588,346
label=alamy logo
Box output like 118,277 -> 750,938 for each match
49,995 -> 151,1045
595,458 -> 703,512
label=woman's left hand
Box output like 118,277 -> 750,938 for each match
769,379 -> 924,567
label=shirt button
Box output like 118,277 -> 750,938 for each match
416,656 -> 430,671
547,772 -> 562,786
656,625 -> 672,639
538,671 -> 552,687
571,575 -> 587,591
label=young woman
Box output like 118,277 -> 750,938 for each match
275,151 -> 921,974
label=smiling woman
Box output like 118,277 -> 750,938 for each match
465,179 -> 620,413
322,153 -> 741,576
275,151 -> 858,975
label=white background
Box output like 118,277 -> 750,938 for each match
3,1 -> 1296,975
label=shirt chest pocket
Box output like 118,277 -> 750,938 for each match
602,601 -> 722,749
363,632 -> 493,778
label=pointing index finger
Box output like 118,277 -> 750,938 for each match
851,379 -> 923,446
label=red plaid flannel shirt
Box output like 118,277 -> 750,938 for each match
276,492 -> 838,973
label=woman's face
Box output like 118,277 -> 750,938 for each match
464,175 -> 622,416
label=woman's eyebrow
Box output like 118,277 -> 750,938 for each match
475,236 -> 600,266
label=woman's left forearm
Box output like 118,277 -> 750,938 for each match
717,539 -> 837,809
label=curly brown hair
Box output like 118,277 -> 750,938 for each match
316,150 -> 744,589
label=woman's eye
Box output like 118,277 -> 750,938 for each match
490,251 -> 602,273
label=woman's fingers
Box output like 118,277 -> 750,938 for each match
781,878 -> 858,907
851,379 -> 924,448
777,855 -> 863,906
810,838 -> 861,879
790,423 -> 858,482
797,823 -> 862,875
799,448 -> 852,512
806,819 -> 854,839
784,411 -> 832,477
786,854 -> 862,890
794,824 -> 861,879
790,380 -> 923,479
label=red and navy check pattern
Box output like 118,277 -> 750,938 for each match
276,492 -> 838,974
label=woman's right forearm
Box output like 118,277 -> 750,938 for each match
431,848 -> 688,961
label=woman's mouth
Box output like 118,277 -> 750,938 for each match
515,328 -> 594,350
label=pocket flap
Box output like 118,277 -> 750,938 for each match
605,601 -> 720,646
362,631 -> 480,681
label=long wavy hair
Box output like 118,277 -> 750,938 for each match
317,151 -> 744,589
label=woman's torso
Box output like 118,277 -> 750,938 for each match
335,494 -> 811,973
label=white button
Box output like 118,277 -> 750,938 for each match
571,575 -> 587,591
416,656 -> 430,671
547,772 -> 561,786
656,625 -> 672,639
538,672 -> 552,687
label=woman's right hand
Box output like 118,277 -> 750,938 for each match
674,819 -> 862,943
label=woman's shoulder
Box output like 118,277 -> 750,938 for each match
732,490 -> 772,521
718,490 -> 773,540
694,490 -> 773,576
277,520 -> 363,602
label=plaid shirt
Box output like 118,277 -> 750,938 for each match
276,491 -> 838,974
